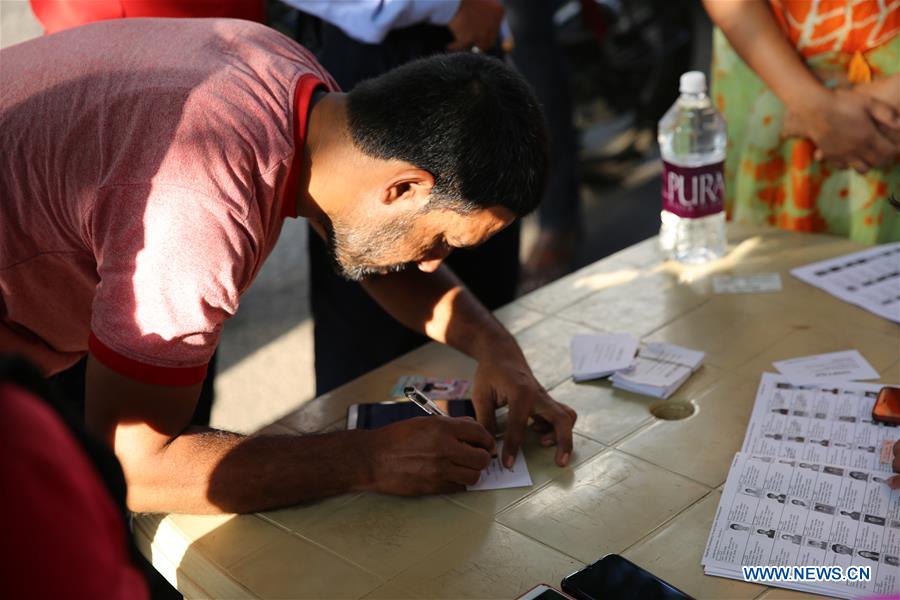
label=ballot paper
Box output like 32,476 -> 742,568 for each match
791,242 -> 900,323
570,333 -> 639,381
610,342 -> 704,399
773,351 -> 880,383
742,373 -> 897,474
390,376 -> 470,400
467,441 -> 533,491
702,453 -> 900,599
713,273 -> 783,294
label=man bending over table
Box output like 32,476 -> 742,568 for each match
0,18 -> 576,514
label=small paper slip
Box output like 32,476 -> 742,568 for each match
570,333 -> 639,381
638,341 -> 705,370
773,350 -> 879,382
389,376 -> 470,400
611,342 -> 704,399
713,273 -> 782,294
467,441 -> 533,491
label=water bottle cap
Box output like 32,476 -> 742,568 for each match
680,71 -> 706,94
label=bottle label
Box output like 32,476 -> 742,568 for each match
661,160 -> 725,219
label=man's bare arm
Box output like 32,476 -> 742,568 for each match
359,265 -> 576,468
358,264 -> 513,360
85,355 -> 493,514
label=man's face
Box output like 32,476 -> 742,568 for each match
323,203 -> 514,281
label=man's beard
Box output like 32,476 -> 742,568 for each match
320,214 -> 416,282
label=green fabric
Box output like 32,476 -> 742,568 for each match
711,28 -> 899,244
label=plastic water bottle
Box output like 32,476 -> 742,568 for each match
658,71 -> 727,264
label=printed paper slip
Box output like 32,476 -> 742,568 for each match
570,333 -> 639,381
713,273 -> 782,294
467,441 -> 533,491
638,341 -> 704,370
773,351 -> 880,382
610,342 -> 704,399
611,357 -> 691,390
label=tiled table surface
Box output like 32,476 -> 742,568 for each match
135,225 -> 900,599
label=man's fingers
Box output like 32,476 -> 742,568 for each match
502,393 -> 531,469
470,389 -> 498,440
452,418 -> 496,454
449,442 -> 492,471
446,464 -> 484,488
446,38 -> 470,52
549,409 -> 574,467
477,31 -> 498,52
529,415 -> 553,434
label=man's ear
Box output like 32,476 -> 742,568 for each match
381,168 -> 434,208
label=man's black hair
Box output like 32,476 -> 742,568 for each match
346,52 -> 548,216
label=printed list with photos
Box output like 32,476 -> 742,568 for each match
742,373 -> 897,474
702,453 -> 899,598
791,242 -> 900,323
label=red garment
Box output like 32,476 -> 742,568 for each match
0,383 -> 148,599
0,19 -> 336,385
30,0 -> 264,34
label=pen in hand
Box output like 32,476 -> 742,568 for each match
404,386 -> 498,459
404,386 -> 448,416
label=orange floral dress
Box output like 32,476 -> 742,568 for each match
712,0 -> 900,243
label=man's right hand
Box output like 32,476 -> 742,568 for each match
447,0 -> 504,52
367,416 -> 495,495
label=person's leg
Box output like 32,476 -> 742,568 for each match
505,0 -> 582,290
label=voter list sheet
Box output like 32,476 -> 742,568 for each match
703,453 -> 899,598
792,242 -> 900,323
742,373 -> 896,474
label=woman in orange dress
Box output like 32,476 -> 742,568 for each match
703,0 -> 899,243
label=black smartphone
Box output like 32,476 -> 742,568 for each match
561,554 -> 693,600
346,399 -> 475,430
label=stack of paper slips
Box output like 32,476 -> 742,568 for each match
570,333 -> 639,382
610,342 -> 705,399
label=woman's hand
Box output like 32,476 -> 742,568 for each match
854,75 -> 900,148
791,87 -> 898,173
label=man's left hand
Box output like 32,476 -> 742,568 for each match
471,354 -> 577,469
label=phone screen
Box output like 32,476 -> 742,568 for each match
561,555 -> 692,600
352,400 -> 476,430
